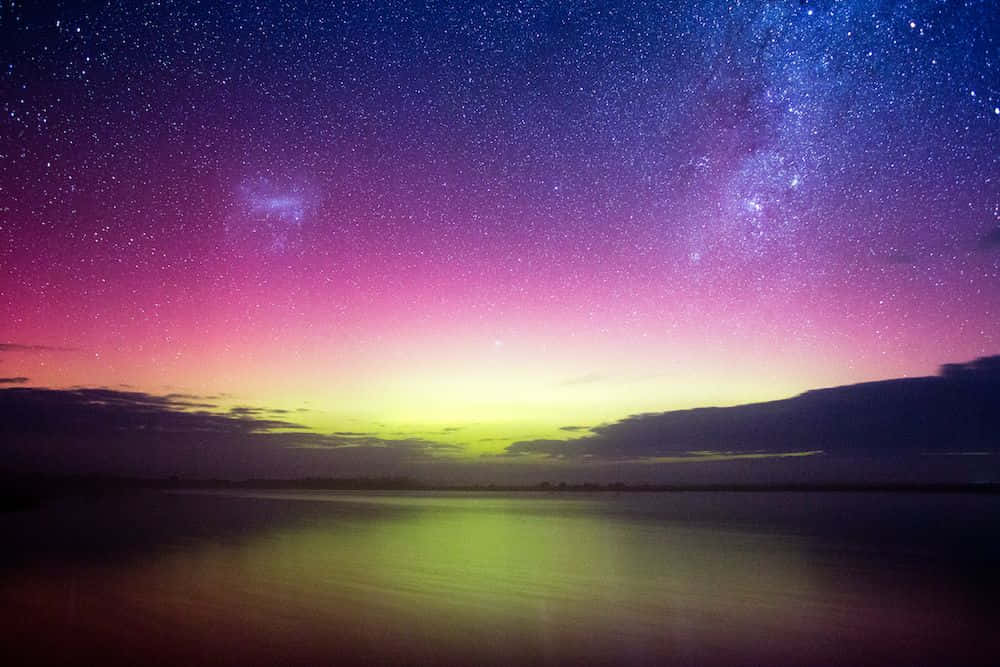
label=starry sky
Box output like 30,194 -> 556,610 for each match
1,1 -> 998,477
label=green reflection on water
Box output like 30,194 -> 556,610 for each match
3,491 -> 987,666
143,493 -> 823,662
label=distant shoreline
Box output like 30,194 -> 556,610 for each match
176,483 -> 1000,495
176,481 -> 1000,493
3,474 -> 1000,502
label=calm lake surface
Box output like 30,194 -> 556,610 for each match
2,490 -> 998,666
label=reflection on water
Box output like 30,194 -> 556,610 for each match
2,491 -> 998,665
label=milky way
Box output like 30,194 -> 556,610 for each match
1,1 -> 998,455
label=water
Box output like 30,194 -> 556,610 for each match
2,490 -> 998,666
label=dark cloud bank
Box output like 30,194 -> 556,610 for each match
1,357 -> 998,483
0,388 -> 455,479
508,356 -> 1000,461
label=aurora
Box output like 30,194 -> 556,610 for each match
1,0 -> 997,481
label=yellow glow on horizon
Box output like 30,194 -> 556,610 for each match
196,362 -> 812,457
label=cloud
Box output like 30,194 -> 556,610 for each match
229,406 -> 293,417
229,406 -> 265,416
557,372 -> 609,387
880,252 -> 916,265
0,343 -> 78,352
507,356 -> 1000,460
0,377 -> 29,384
291,434 -> 459,454
978,228 -> 1000,249
0,387 -> 457,477
558,425 -> 590,432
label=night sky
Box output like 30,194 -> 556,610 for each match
1,1 -> 998,479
